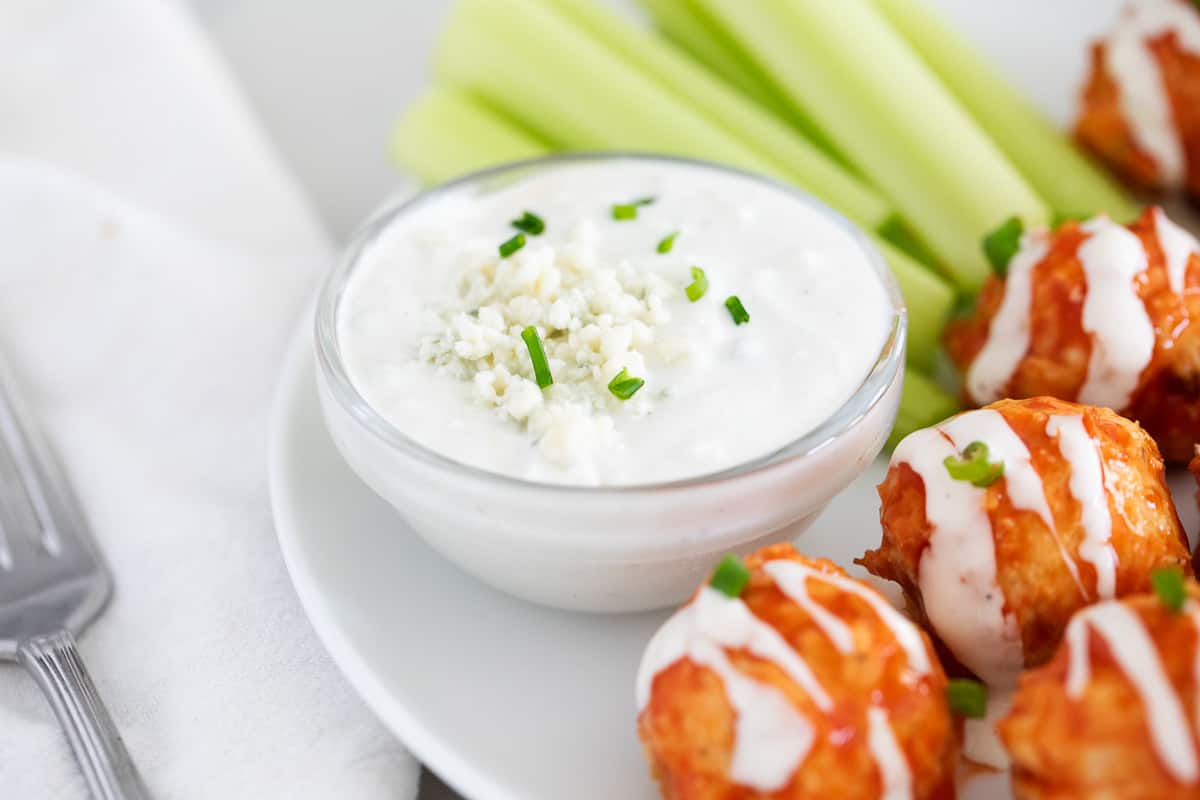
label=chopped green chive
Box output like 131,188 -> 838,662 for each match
982,217 -> 1024,277
724,295 -> 750,325
943,441 -> 1005,488
607,367 -> 645,400
520,326 -> 553,388
611,196 -> 655,221
511,211 -> 545,236
1151,566 -> 1186,613
656,231 -> 680,254
710,555 -> 750,598
499,233 -> 526,259
951,290 -> 979,320
685,266 -> 709,302
945,678 -> 987,719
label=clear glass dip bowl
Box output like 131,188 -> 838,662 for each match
315,154 -> 906,613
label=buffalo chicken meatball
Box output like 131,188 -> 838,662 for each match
858,397 -> 1192,765
636,544 -> 957,800
1000,584 -> 1200,798
1076,0 -> 1200,196
945,208 -> 1200,462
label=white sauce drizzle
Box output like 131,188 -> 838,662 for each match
945,410 -> 1084,595
896,407 -> 1159,764
892,422 -> 1025,687
1045,414 -> 1119,599
966,234 -> 1050,404
867,706 -> 914,800
1077,216 -> 1155,409
636,587 -> 831,712
763,559 -> 931,674
637,569 -> 931,794
1156,207 -> 1200,293
969,215 -> 1171,412
763,562 -> 854,654
1066,602 -> 1199,783
963,689 -> 1015,770
635,587 -> 826,791
1105,0 -> 1200,187
692,640 -> 817,790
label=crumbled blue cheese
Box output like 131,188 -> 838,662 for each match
418,221 -> 691,469
340,159 -> 894,486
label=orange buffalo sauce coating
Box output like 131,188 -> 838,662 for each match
945,209 -> 1200,462
861,397 -> 1191,678
1000,588 -> 1200,799
1076,8 -> 1200,196
637,544 -> 957,799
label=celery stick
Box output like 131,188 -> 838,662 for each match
872,0 -> 1138,222
389,90 -> 548,186
693,0 -> 1050,290
634,0 -> 848,167
888,371 -> 961,450
635,0 -> 777,110
540,0 -> 892,231
434,0 -> 780,178
873,237 -> 954,372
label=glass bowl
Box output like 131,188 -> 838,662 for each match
315,153 -> 906,612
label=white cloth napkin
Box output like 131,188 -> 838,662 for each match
0,0 -> 419,797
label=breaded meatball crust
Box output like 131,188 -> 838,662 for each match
859,398 -> 1191,763
637,545 -> 956,799
1000,588 -> 1200,799
1076,0 -> 1200,195
945,208 -> 1200,462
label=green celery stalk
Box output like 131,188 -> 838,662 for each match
389,90 -> 548,186
693,0 -> 1050,289
873,237 -> 954,373
541,0 -> 892,231
872,0 -> 1138,222
888,371 -> 961,450
633,0 -> 839,162
390,87 -> 953,370
434,0 -> 780,177
636,0 -> 777,110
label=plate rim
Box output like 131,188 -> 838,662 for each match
267,318 -> 520,800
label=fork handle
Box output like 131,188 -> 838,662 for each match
18,630 -> 150,800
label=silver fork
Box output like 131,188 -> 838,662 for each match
0,357 -> 148,799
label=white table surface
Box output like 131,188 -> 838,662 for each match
187,3 -> 457,795
184,1 -> 1120,797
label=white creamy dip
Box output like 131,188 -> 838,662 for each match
1106,0 -> 1200,187
338,159 -> 892,486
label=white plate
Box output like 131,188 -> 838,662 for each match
269,326 -> 1200,800
268,1 -> 1200,797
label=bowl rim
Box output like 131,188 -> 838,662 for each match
314,152 -> 906,496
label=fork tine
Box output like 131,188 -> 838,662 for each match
0,434 -> 25,569
0,394 -> 45,568
0,364 -> 68,562
0,517 -> 11,570
0,351 -> 138,798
